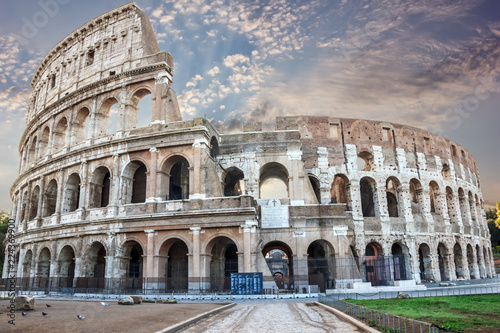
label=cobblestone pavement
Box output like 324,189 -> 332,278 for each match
180,301 -> 362,333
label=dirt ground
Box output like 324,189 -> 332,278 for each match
0,299 -> 226,333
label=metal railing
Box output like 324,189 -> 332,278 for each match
320,296 -> 441,333
324,284 -> 500,300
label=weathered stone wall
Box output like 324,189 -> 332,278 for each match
4,3 -> 494,291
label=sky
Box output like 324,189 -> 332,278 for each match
0,0 -> 499,212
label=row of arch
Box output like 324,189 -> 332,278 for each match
22,89 -> 153,170
17,156 -> 190,223
18,236 -> 494,291
326,174 -> 485,229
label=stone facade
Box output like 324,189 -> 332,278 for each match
4,3 -> 495,292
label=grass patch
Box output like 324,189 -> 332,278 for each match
345,294 -> 500,332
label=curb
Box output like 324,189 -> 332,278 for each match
314,301 -> 380,333
155,302 -> 236,333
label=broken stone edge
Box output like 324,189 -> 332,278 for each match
314,301 -> 380,333
154,303 -> 235,333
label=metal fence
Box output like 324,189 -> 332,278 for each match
324,284 -> 500,300
319,296 -> 440,333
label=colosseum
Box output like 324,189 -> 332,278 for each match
3,2 -> 495,294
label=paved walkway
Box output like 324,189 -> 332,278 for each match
180,301 -> 362,333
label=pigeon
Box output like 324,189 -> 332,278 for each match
77,315 -> 85,320
46,304 -> 52,308
42,312 -> 48,316
101,302 -> 109,306
22,312 -> 27,316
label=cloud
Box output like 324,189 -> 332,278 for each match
207,66 -> 220,76
186,74 -> 203,87
223,54 -> 249,68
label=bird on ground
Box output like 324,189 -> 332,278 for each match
77,315 -> 85,320
42,312 -> 48,316
22,312 -> 27,316
46,304 -> 52,308
101,302 -> 109,306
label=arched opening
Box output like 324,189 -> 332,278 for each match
467,244 -> 476,279
391,243 -> 407,281
409,179 -> 423,215
58,245 -> 75,288
43,179 -> 58,217
330,174 -> 350,208
37,247 -> 51,287
63,173 -> 81,213
259,163 -> 289,199
159,239 -> 189,291
22,250 -> 33,287
357,151 -> 373,171
262,241 -> 294,291
386,177 -> 401,218
122,241 -> 143,290
206,237 -> 238,291
308,175 -> 321,204
307,240 -> 335,292
79,242 -> 106,289
364,242 -> 387,286
360,177 -> 377,217
53,117 -> 68,152
73,107 -> 90,144
441,164 -> 451,181
89,166 -> 111,208
223,167 -> 245,196
131,89 -> 152,129
437,243 -> 449,281
418,243 -> 433,282
96,97 -> 118,136
210,136 -> 219,158
39,126 -> 50,158
429,181 -> 441,216
165,157 -> 190,200
29,186 -> 40,220
453,243 -> 464,279
121,161 -> 148,204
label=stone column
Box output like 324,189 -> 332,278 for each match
400,183 -> 414,232
190,139 -> 208,199
78,160 -> 88,219
55,169 -> 65,224
241,221 -> 258,273
36,179 -> 45,228
47,116 -> 56,156
144,229 -> 157,289
108,154 -> 121,217
189,227 -> 202,290
147,147 -> 160,201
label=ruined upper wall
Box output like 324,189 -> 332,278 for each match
28,2 -> 172,121
276,116 -> 480,181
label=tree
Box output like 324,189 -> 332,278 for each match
487,203 -> 500,248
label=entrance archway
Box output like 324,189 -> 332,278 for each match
438,243 -> 449,281
307,240 -> 335,291
418,243 -> 433,282
159,238 -> 189,291
454,243 -> 464,279
58,245 -> 75,287
205,236 -> 238,291
262,241 -> 294,290
121,241 -> 143,290
79,242 -> 106,289
364,242 -> 388,286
